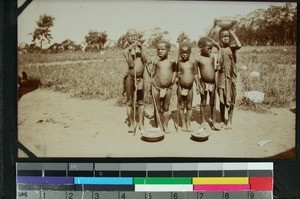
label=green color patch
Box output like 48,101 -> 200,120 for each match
133,177 -> 192,184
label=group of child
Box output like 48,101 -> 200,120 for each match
123,28 -> 241,134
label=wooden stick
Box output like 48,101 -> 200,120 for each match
151,85 -> 164,133
133,46 -> 138,135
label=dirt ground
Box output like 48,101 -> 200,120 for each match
18,86 -> 295,158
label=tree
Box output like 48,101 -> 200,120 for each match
31,14 -> 55,49
234,3 -> 297,46
84,30 -> 108,52
117,34 -> 127,49
47,43 -> 63,53
177,32 -> 191,44
27,43 -> 41,53
61,39 -> 82,51
148,27 -> 169,48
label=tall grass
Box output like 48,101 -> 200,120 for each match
18,46 -> 296,109
19,60 -> 126,101
18,51 -> 124,65
237,46 -> 296,108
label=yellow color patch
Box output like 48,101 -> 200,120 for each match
192,177 -> 249,184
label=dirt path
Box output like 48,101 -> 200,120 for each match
18,88 -> 295,158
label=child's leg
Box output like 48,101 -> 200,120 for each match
209,87 -> 220,131
185,88 -> 193,132
225,106 -> 234,130
162,88 -> 172,133
209,90 -> 215,123
137,85 -> 145,131
219,103 -> 226,128
124,76 -> 134,132
225,84 -> 236,130
200,92 -> 207,129
177,87 -> 187,131
218,88 -> 226,126
138,105 -> 145,131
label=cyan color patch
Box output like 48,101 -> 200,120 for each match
74,177 -> 133,185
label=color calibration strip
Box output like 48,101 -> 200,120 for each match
16,162 -> 273,199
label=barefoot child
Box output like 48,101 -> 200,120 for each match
217,28 -> 242,130
151,41 -> 176,133
195,36 -> 220,131
176,41 -> 198,132
122,29 -> 148,133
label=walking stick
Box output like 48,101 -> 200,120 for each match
175,55 -> 181,133
175,94 -> 180,132
151,85 -> 164,133
133,45 -> 138,135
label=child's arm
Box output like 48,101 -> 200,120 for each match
151,60 -> 157,79
139,43 -> 148,64
214,54 -> 221,72
171,60 -> 177,85
229,29 -> 242,49
122,48 -> 134,69
209,37 -> 220,51
174,61 -> 179,84
145,59 -> 152,78
194,59 -> 203,95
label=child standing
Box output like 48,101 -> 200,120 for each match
195,36 -> 220,131
217,28 -> 242,130
176,41 -> 198,132
151,41 -> 177,134
122,28 -> 148,133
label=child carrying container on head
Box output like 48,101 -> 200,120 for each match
216,28 -> 242,130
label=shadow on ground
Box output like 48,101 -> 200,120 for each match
18,71 -> 40,100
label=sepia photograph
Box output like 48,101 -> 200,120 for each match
17,0 -> 297,158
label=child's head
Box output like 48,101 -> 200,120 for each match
219,28 -> 230,45
198,36 -> 213,56
179,41 -> 191,61
126,28 -> 138,44
156,41 -> 171,59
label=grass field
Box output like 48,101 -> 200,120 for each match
237,46 -> 296,109
18,46 -> 296,109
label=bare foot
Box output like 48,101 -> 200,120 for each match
176,126 -> 182,133
163,126 -> 171,134
199,122 -> 207,130
225,123 -> 232,130
139,124 -> 146,133
186,124 -> 192,132
128,125 -> 134,133
220,122 -> 225,128
211,123 -> 221,131
181,126 -> 188,132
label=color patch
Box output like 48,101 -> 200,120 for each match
133,177 -> 191,184
17,184 -> 75,191
248,163 -> 273,170
135,184 -> 193,192
250,177 -> 273,191
194,184 -> 251,192
16,177 -> 74,184
75,184 -> 135,191
74,177 -> 133,185
193,177 -> 249,184
69,163 -> 93,171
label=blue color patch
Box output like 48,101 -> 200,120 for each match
74,177 -> 133,185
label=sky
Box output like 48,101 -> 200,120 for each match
18,0 -> 295,46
